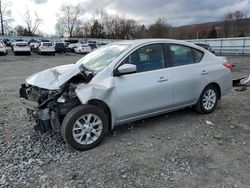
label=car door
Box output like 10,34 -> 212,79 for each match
169,43 -> 206,106
114,43 -> 173,122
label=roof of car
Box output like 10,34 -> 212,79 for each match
112,38 -> 204,50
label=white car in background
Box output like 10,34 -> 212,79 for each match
0,42 -> 8,55
74,43 -> 92,54
38,42 -> 55,55
13,42 -> 31,55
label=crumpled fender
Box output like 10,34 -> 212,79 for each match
75,77 -> 116,128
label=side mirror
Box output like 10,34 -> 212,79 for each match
114,64 -> 137,76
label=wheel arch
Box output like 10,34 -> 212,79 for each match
205,82 -> 221,99
87,99 -> 112,131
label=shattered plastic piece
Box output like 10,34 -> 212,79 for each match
233,74 -> 250,86
205,120 -> 214,125
241,75 -> 250,85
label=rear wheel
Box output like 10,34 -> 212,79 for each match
195,85 -> 218,114
62,105 -> 108,151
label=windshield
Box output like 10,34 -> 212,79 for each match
76,44 -> 130,71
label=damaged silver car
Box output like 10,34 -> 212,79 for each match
20,39 -> 232,150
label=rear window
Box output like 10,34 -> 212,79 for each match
16,43 -> 28,47
43,43 -> 52,46
192,48 -> 204,63
170,44 -> 204,66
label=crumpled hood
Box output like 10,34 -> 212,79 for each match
25,64 -> 81,90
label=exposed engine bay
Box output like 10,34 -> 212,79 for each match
19,70 -> 94,134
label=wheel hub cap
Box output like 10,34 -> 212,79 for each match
72,114 -> 103,145
202,89 -> 216,111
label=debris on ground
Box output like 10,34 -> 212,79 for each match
235,86 -> 247,92
205,120 -> 215,125
213,133 -> 223,139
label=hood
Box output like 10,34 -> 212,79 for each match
25,64 -> 81,90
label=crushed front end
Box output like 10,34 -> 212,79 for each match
19,83 -> 81,134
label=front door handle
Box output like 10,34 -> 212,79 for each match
157,77 -> 168,82
201,70 -> 208,75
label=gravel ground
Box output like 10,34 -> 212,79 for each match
0,52 -> 250,188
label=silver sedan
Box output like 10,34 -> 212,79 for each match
21,39 -> 232,150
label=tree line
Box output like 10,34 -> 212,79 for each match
55,5 -> 171,39
0,0 -> 249,39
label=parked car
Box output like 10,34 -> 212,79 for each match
11,39 -> 25,51
28,39 -> 39,45
66,43 -> 80,53
87,42 -> 97,50
13,41 -> 31,55
54,42 -> 66,53
195,43 -> 215,54
2,38 -> 12,47
30,42 -> 39,52
28,39 -> 39,52
74,43 -> 92,54
0,42 -> 8,55
20,39 -> 232,151
38,42 -> 55,55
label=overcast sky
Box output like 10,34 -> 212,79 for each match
9,0 -> 250,35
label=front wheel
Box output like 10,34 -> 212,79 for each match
195,85 -> 218,114
62,105 -> 108,151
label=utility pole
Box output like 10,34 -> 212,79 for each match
0,0 -> 4,35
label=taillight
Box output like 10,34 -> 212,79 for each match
223,63 -> 233,70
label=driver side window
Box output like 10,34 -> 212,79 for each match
123,44 -> 165,73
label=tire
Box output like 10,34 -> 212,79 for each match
62,105 -> 108,151
195,85 -> 218,114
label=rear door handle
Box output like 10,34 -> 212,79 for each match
157,77 -> 168,82
201,70 -> 208,75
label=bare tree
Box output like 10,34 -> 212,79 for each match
22,8 -> 42,35
146,18 -> 171,38
233,10 -> 247,36
103,14 -> 138,39
89,20 -> 105,38
0,0 -> 12,35
223,10 -> 247,37
223,12 -> 233,37
56,4 -> 84,38
83,22 -> 91,37
73,20 -> 85,38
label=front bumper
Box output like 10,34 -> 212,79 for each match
20,98 -> 61,134
20,98 -> 37,110
19,85 -> 61,134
